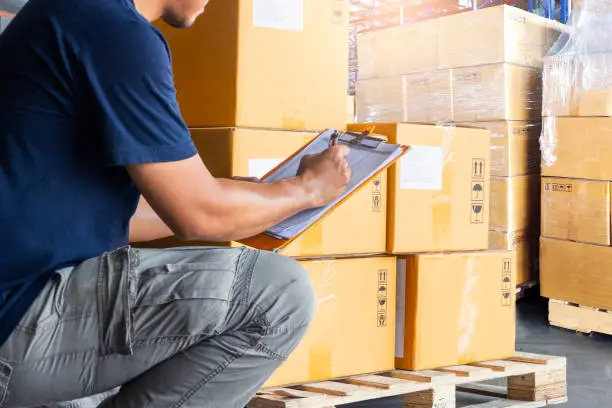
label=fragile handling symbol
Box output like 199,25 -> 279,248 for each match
471,204 -> 484,224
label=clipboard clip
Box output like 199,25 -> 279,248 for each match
328,129 -> 384,149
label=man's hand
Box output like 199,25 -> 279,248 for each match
297,145 -> 351,207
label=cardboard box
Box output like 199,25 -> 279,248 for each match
453,64 -> 542,122
266,256 -> 396,386
355,70 -> 453,123
542,117 -> 612,180
490,175 -> 540,232
395,250 -> 516,371
541,238 -> 612,310
541,177 -> 611,246
438,5 -> 567,69
490,230 -> 539,285
349,123 -> 490,253
461,121 -> 541,177
357,19 -> 438,79
142,128 -> 387,257
156,0 -> 348,130
402,70 -> 453,123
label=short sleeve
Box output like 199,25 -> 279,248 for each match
81,23 -> 197,166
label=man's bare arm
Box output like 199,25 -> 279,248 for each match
127,146 -> 349,242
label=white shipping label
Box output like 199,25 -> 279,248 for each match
400,146 -> 443,190
248,158 -> 284,179
253,0 -> 303,31
395,259 -> 407,359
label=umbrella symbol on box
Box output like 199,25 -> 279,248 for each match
472,182 -> 484,201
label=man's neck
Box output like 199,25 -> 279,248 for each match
132,0 -> 164,22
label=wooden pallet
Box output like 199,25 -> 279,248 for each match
248,352 -> 567,408
549,299 -> 612,336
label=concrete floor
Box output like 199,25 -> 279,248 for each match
346,295 -> 612,408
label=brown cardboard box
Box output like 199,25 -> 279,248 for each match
461,121 -> 541,177
156,0 -> 348,130
403,70 -> 453,123
355,70 -> 452,123
489,230 -> 539,285
541,117 -> 612,180
349,123 -> 490,253
541,238 -> 612,310
541,177 -> 611,246
266,256 -> 396,386
490,175 -> 540,232
357,19 -> 438,79
438,5 -> 567,69
141,128 -> 387,257
395,250 -> 516,371
453,64 -> 542,122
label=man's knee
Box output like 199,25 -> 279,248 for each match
249,251 -> 316,332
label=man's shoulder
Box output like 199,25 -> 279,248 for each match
16,0 -> 163,49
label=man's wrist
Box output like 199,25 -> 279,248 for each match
288,175 -> 323,209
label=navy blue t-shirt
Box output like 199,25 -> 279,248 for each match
0,0 -> 197,347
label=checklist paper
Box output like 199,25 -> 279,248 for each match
262,129 -> 406,241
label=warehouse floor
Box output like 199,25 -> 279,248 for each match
347,294 -> 612,408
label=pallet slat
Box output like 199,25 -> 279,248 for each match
248,353 -> 567,408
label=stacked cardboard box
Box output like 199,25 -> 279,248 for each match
539,4 -> 612,315
356,5 -> 566,286
349,122 -> 516,370
142,0 -> 397,387
541,118 -> 612,312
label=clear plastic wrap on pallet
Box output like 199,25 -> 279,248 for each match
356,63 -> 542,124
354,5 -> 558,125
541,0 -> 612,167
453,63 -> 542,122
355,70 -> 452,123
356,5 -> 567,82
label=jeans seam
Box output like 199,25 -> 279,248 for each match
168,334 -> 263,408
254,342 -> 288,361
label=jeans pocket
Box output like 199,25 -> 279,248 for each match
0,359 -> 13,407
132,256 -> 239,341
97,247 -> 138,356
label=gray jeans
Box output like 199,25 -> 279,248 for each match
0,246 -> 316,408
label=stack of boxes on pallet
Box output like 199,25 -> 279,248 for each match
140,2 -> 561,388
146,0 -> 399,387
356,5 -> 567,286
539,2 -> 612,329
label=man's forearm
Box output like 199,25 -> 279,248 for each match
200,177 -> 318,241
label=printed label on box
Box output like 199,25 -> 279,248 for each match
253,0 -> 303,31
400,146 -> 443,190
248,158 -> 284,179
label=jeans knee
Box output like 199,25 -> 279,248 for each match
249,251 -> 316,332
